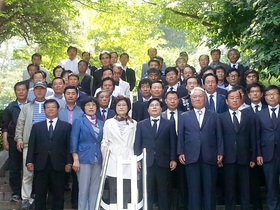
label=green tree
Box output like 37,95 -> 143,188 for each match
148,0 -> 280,78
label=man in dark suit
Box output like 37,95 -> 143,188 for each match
96,90 -> 115,121
26,99 -> 72,210
161,91 -> 187,209
203,73 -> 228,114
134,98 -> 177,210
164,67 -> 188,99
246,83 -> 267,113
2,82 -> 29,202
120,53 -> 136,91
220,89 -> 256,210
256,85 -> 280,210
227,48 -> 249,86
138,81 -> 166,121
178,87 -> 223,210
68,73 -> 88,106
132,79 -> 152,122
244,83 -> 267,210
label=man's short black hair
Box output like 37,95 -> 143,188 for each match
44,99 -> 60,109
165,67 -> 178,76
147,98 -> 163,109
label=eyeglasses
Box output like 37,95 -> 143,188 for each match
85,103 -> 96,107
249,90 -> 261,93
229,74 -> 239,78
265,93 -> 279,97
149,103 -> 161,108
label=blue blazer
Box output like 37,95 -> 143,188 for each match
70,115 -> 104,164
220,110 -> 256,165
205,93 -> 228,114
256,108 -> 280,162
134,117 -> 177,168
178,109 -> 224,165
58,105 -> 84,123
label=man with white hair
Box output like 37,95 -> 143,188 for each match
178,87 -> 224,210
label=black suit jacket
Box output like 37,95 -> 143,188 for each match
132,100 -> 145,122
26,120 -> 72,172
121,67 -> 136,91
96,108 -> 115,121
256,108 -> 280,162
220,110 -> 256,165
134,117 -> 177,168
178,109 -> 223,165
205,93 -> 228,114
163,85 -> 188,99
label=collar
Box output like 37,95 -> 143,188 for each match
251,102 -> 262,108
229,109 -> 240,116
142,96 -> 152,102
47,117 -> 58,124
194,107 -> 206,114
268,104 -> 280,110
206,92 -> 217,98
150,116 -> 160,121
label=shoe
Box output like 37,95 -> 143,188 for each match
21,199 -> 32,210
10,194 -> 21,202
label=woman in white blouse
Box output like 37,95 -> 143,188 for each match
101,95 -> 137,207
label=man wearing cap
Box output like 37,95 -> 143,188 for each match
14,81 -> 47,210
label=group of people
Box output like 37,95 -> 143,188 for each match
1,45 -> 280,210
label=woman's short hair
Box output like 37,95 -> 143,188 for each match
80,96 -> 99,113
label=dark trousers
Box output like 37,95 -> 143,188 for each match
224,164 -> 250,210
186,161 -> 217,210
8,137 -> 22,196
250,165 -> 264,210
263,148 -> 280,210
147,160 -> 171,210
71,170 -> 79,205
107,176 -> 131,208
171,162 -> 188,209
34,157 -> 65,210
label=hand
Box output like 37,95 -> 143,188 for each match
65,164 -> 72,173
170,161 -> 177,171
217,155 -> 223,164
178,154 -> 185,165
249,161 -> 256,168
137,162 -> 141,172
27,163 -> 34,172
2,139 -> 9,151
257,156 -> 263,166
16,140 -> 24,152
72,159 -> 80,172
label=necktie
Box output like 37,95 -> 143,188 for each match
232,112 -> 239,132
197,110 -> 202,127
102,109 -> 106,121
233,64 -> 236,69
152,119 -> 158,134
170,111 -> 175,121
170,87 -> 174,92
209,95 -> 215,111
254,105 -> 259,113
49,120 -> 53,138
271,108 -> 277,128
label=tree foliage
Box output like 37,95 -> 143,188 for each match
148,0 -> 280,77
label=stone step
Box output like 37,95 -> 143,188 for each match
0,201 -> 77,210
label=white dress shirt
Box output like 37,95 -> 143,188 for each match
193,107 -> 206,127
268,104 -> 279,118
